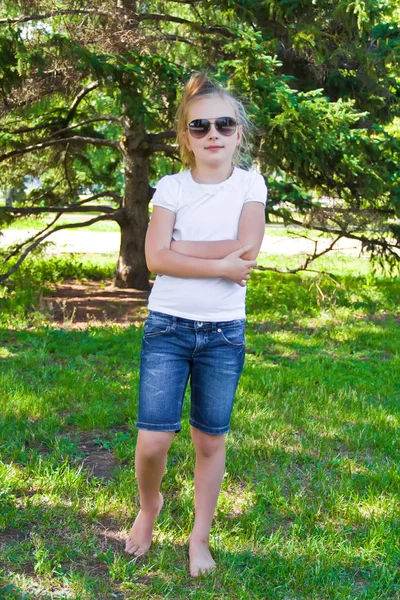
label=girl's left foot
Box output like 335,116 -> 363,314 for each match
189,537 -> 216,577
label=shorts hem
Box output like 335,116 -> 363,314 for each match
189,418 -> 230,435
136,421 -> 181,432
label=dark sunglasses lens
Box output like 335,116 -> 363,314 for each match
188,117 -> 238,138
216,117 -> 237,135
188,119 -> 210,138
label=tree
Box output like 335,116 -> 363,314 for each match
217,0 -> 400,269
1,0 -> 399,289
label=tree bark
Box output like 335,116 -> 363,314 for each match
113,113 -> 151,290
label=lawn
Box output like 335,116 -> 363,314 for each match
0,250 -> 399,599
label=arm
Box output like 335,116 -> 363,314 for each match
146,206 -> 256,286
170,201 -> 266,261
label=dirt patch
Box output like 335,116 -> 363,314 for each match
94,517 -> 127,551
40,279 -> 150,328
0,528 -> 26,547
74,431 -> 123,481
355,312 -> 400,324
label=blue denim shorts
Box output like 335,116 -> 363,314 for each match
137,311 -> 246,435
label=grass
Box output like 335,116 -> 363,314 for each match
0,249 -> 399,599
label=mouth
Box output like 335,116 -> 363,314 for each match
205,146 -> 223,150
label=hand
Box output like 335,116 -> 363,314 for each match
219,246 -> 257,286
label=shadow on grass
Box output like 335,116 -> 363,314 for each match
0,270 -> 399,598
1,502 -> 398,600
0,305 -> 398,461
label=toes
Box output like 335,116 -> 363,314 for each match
125,542 -> 139,555
190,563 -> 216,578
134,545 -> 149,557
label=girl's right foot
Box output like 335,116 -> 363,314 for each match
125,492 -> 164,556
189,537 -> 216,577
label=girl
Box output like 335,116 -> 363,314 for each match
125,72 -> 267,578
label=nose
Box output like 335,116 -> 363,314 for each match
207,123 -> 220,138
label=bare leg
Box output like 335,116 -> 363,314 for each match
189,426 -> 226,577
125,430 -> 175,556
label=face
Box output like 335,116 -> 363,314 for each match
183,95 -> 242,169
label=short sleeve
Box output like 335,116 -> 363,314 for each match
151,175 -> 179,213
244,172 -> 268,205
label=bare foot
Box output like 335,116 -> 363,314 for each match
189,538 -> 216,578
125,493 -> 164,556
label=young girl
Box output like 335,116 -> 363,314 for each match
125,72 -> 267,577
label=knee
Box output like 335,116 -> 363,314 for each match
192,429 -> 225,459
136,431 -> 174,460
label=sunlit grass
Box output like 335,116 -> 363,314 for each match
0,249 -> 399,598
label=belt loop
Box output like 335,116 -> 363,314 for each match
212,322 -> 217,332
171,315 -> 177,330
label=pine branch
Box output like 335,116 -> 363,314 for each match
0,8 -> 234,39
63,143 -> 73,192
147,131 -> 176,142
4,206 -> 117,214
256,236 -> 344,275
0,10 -> 113,25
270,217 -> 400,260
49,116 -> 122,138
137,13 -> 236,37
69,191 -> 122,207
162,34 -> 198,45
1,115 -> 119,139
149,143 -> 180,160
0,191 -> 122,215
1,121 -> 61,135
0,136 -> 120,163
64,82 -> 99,126
2,212 -> 63,264
0,214 -> 119,284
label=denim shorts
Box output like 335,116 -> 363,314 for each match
137,311 -> 246,435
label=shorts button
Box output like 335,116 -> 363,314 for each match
198,322 -> 203,327
217,328 -> 221,332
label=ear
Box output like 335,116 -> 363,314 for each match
236,125 -> 243,146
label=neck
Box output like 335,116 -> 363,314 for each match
190,163 -> 234,184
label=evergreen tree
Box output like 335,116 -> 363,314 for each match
0,0 -> 399,288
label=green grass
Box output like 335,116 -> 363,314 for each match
0,251 -> 399,598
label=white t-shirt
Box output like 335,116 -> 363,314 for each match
148,166 -> 268,321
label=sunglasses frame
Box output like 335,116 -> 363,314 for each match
187,116 -> 238,139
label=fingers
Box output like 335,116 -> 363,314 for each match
234,245 -> 251,257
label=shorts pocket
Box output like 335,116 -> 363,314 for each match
217,324 -> 245,348
143,317 -> 171,338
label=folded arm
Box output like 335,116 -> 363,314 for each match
145,207 -> 257,286
170,201 -> 266,261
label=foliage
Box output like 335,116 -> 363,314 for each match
0,0 -> 399,282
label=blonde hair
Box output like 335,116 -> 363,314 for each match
175,71 -> 255,169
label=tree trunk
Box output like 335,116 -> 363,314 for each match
113,114 -> 151,290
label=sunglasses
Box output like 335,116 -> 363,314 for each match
187,116 -> 238,139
